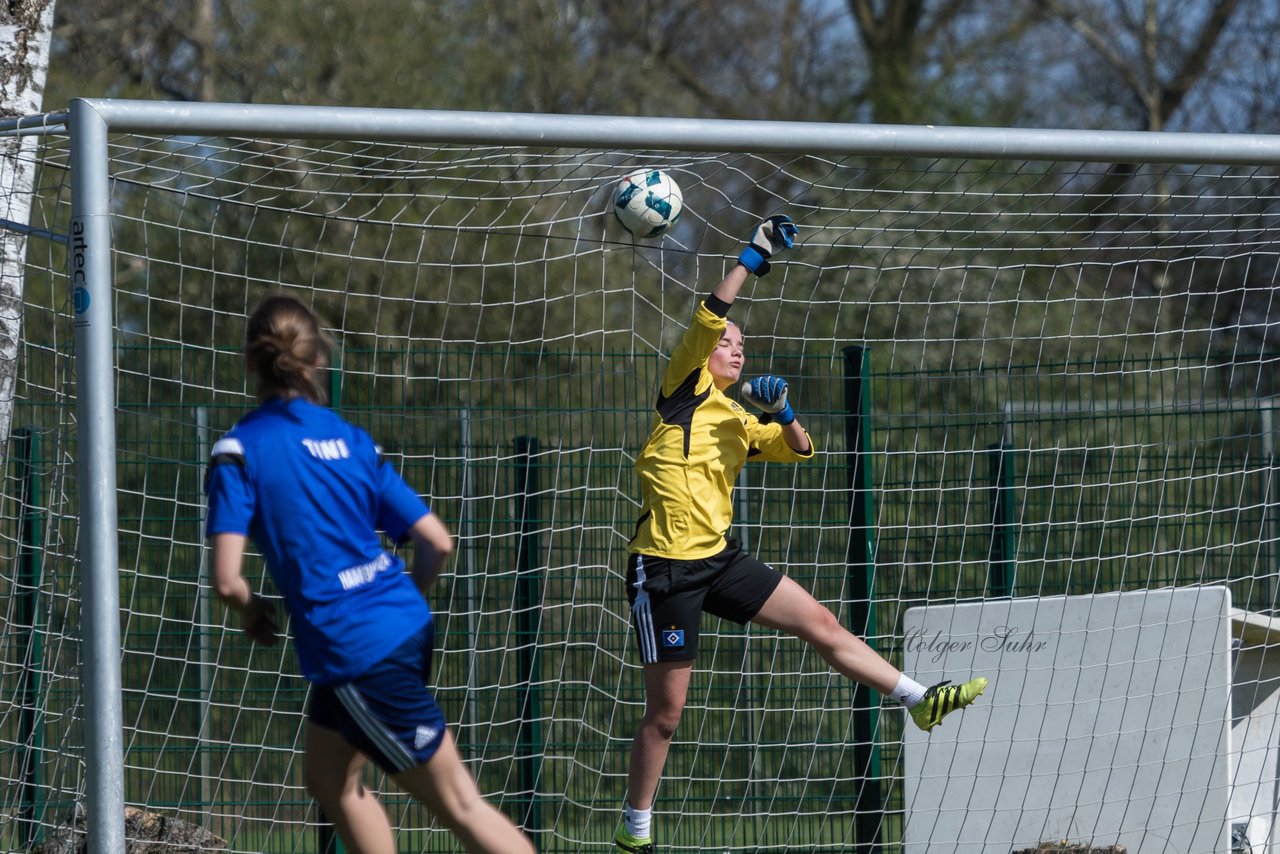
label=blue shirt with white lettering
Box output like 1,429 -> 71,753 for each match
205,396 -> 431,684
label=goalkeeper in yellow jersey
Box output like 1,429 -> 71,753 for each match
614,216 -> 988,854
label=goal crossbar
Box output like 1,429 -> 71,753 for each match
49,97 -> 1280,854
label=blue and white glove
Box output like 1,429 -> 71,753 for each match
741,375 -> 794,425
737,215 -> 798,277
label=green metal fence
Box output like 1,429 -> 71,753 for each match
4,343 -> 1277,852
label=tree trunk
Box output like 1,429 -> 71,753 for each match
0,0 -> 55,451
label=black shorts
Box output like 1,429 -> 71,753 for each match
626,539 -> 783,664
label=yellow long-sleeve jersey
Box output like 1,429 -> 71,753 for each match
628,299 -> 815,560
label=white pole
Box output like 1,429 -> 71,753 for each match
70,97 -> 126,854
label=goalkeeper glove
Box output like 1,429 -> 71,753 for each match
737,215 -> 798,277
741,375 -> 795,425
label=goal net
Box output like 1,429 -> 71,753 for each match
2,106 -> 1279,853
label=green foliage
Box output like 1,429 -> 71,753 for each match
46,1 -> 1276,134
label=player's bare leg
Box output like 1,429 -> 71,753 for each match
393,730 -> 536,854
752,575 -> 901,694
304,722 -> 395,854
625,659 -> 695,811
753,576 -> 987,730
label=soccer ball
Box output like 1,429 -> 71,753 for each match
614,169 -> 683,239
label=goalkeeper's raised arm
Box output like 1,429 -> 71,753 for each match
630,214 -> 810,562
613,215 -> 987,854
711,213 -> 799,305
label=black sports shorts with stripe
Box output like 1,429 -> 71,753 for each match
626,538 -> 783,664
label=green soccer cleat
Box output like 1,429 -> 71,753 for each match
614,826 -> 655,853
909,677 -> 988,732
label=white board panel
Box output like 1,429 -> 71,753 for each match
902,587 -> 1232,854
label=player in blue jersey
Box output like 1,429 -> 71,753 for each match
206,296 -> 535,854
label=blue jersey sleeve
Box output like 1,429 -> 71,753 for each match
375,457 -> 430,543
205,436 -> 255,536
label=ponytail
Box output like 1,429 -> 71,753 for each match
245,296 -> 332,404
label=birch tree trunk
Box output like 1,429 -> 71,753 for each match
0,0 -> 55,450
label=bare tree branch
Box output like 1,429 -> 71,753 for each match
1034,0 -> 1148,100
1159,0 -> 1240,120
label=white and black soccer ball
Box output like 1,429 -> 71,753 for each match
614,169 -> 683,239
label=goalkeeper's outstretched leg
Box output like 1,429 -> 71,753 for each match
751,575 -> 988,731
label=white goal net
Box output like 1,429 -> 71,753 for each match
2,106 -> 1279,853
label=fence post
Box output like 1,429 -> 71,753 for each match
328,348 -> 342,412
732,467 -> 762,829
987,404 -> 1017,598
460,409 -> 480,757
319,353 -> 344,854
193,407 -> 217,828
317,352 -> 345,852
514,436 -> 544,842
14,427 -> 45,847
1262,399 -> 1279,612
842,346 -> 882,854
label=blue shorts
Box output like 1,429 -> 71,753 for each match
307,623 -> 447,775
